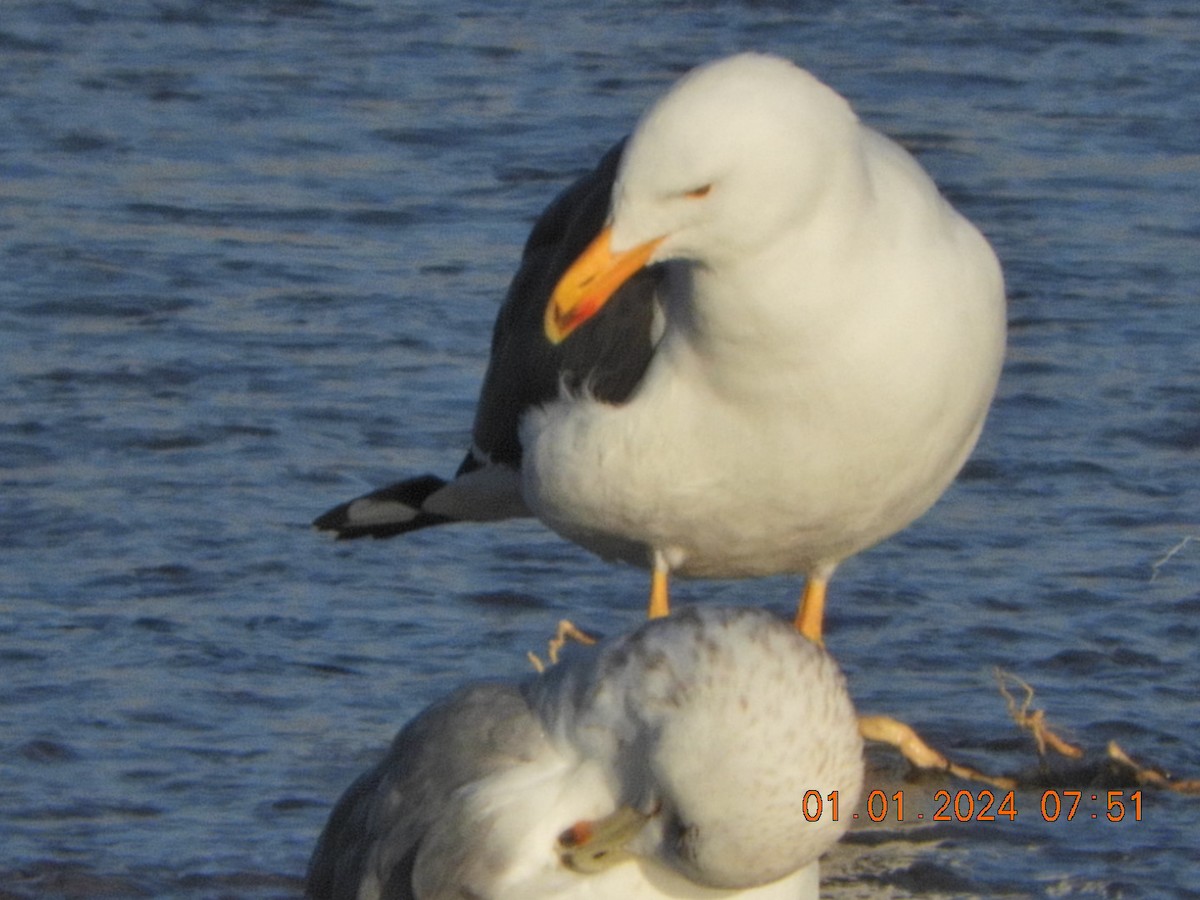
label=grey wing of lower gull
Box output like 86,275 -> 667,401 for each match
304,683 -> 548,900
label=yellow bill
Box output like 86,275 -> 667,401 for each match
545,226 -> 663,344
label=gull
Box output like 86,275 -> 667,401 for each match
305,606 -> 864,899
314,53 -> 1006,641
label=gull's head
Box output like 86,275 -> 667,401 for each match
630,607 -> 863,888
543,606 -> 864,890
614,53 -> 858,262
547,54 -> 861,343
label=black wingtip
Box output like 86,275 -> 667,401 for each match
312,474 -> 452,540
312,502 -> 349,533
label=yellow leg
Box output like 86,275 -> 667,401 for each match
794,576 -> 827,644
648,565 -> 670,619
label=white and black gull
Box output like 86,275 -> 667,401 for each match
304,606 -> 864,900
314,53 -> 1007,642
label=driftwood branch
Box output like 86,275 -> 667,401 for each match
861,669 -> 1199,796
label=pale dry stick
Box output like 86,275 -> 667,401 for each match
857,714 -> 1017,789
528,619 -> 598,673
1108,742 -> 1200,795
994,668 -> 1084,759
1150,534 -> 1200,582
864,673 -> 1200,797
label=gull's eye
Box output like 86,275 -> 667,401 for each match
684,184 -> 712,199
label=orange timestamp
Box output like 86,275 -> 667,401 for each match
798,788 -> 1144,823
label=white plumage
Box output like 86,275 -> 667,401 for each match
316,52 -> 1006,639
528,54 -> 1005,631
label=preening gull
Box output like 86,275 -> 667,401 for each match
305,606 -> 864,899
314,53 -> 1007,641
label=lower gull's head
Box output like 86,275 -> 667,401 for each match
546,53 -> 863,343
531,605 -> 864,890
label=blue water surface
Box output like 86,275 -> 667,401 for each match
2,1 -> 1198,897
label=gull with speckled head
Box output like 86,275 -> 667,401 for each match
305,606 -> 864,899
314,53 -> 1007,642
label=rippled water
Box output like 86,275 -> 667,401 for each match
2,2 -> 1198,897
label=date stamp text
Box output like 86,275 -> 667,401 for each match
802,789 -> 1143,823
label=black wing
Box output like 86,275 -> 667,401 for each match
467,137 -> 663,471
314,138 -> 663,537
